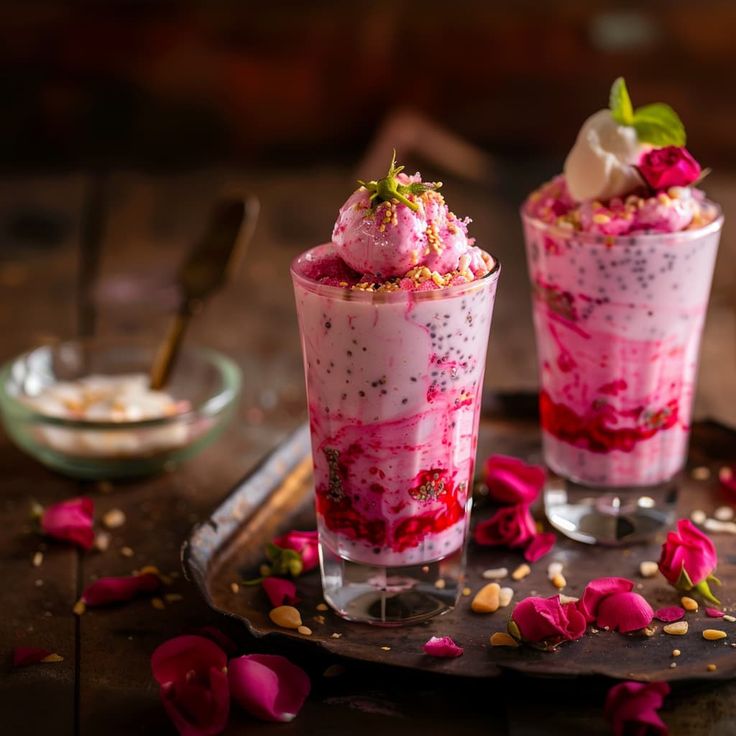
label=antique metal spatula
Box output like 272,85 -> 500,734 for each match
149,195 -> 259,389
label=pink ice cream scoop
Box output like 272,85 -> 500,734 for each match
331,154 -> 478,278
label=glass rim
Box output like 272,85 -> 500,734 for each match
520,199 -> 723,246
290,245 -> 501,302
0,338 -> 241,429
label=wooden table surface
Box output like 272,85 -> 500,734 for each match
1,166 -> 735,735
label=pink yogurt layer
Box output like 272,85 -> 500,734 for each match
525,175 -> 715,237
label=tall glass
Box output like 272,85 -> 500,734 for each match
291,244 -> 500,625
522,208 -> 723,544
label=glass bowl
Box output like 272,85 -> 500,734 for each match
0,339 -> 241,479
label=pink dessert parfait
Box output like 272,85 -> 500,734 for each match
291,153 -> 500,624
522,78 -> 723,544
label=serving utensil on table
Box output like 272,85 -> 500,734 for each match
149,195 -> 260,390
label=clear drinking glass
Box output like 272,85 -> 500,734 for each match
291,244 -> 500,625
522,207 -> 723,544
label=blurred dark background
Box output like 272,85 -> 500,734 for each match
0,1 -> 734,431
2,0 -> 735,170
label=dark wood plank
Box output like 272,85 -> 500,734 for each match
0,174 -> 88,735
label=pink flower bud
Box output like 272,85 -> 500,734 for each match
638,146 -> 701,190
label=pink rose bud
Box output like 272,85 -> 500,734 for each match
262,577 -> 298,608
474,504 -> 537,549
604,680 -> 670,736
483,454 -> 545,505
272,530 -> 319,573
228,654 -> 310,723
41,497 -> 94,550
658,519 -> 720,604
524,532 -> 556,563
151,635 -> 230,736
510,595 -> 587,650
422,636 -> 464,658
637,146 -> 701,190
81,572 -> 161,607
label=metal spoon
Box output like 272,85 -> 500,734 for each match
149,195 -> 259,390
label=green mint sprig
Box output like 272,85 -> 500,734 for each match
609,77 -> 686,147
357,150 -> 442,212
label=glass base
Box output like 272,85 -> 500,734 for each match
319,541 -> 464,626
544,475 -> 677,545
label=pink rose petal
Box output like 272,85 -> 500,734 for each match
654,606 -> 685,623
194,626 -> 238,655
152,635 -> 230,736
484,455 -> 545,505
577,577 -> 634,624
705,607 -> 724,618
524,532 -> 556,563
228,653 -> 310,723
474,504 -> 537,549
12,647 -> 54,667
512,595 -> 587,647
604,680 -> 670,736
272,530 -> 319,573
82,572 -> 161,607
160,668 -> 229,736
422,636 -> 463,658
596,592 -> 654,633
41,497 -> 94,550
262,577 -> 298,608
720,466 -> 736,499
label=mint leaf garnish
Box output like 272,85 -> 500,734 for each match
609,77 -> 634,126
632,103 -> 686,147
357,150 -> 441,212
608,78 -> 686,147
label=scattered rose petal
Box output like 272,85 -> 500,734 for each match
577,577 -> 634,624
41,497 -> 94,550
272,530 -> 319,573
705,607 -> 724,618
604,680 -> 670,736
474,504 -> 536,549
658,519 -> 720,604
524,532 -> 556,563
262,577 -> 298,608
720,466 -> 736,499
597,592 -> 654,633
12,647 -> 54,667
422,636 -> 463,658
654,606 -> 686,623
82,572 -> 161,607
194,626 -> 238,656
511,595 -> 586,649
152,635 -> 229,736
484,455 -> 545,505
229,653 -> 310,723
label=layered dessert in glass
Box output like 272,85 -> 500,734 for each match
522,79 -> 723,543
291,155 -> 500,624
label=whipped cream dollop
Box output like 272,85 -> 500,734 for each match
563,110 -> 647,203
332,170 -> 487,280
